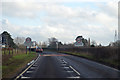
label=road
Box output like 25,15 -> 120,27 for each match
16,51 -> 120,79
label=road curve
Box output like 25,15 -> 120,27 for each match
16,51 -> 120,79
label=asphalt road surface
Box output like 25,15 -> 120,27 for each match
16,51 -> 120,79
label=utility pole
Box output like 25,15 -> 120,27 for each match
114,30 -> 117,42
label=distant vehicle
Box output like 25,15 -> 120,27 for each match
36,47 -> 43,53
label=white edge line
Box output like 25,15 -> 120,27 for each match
97,62 -> 120,72
83,58 -> 120,72
69,66 -> 80,76
15,55 -> 40,80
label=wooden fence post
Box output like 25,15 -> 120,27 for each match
12,48 -> 13,55
9,48 -> 10,55
17,48 -> 18,54
4,48 -> 5,55
15,48 -> 17,54
26,46 -> 27,54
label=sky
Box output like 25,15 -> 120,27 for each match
0,0 -> 119,46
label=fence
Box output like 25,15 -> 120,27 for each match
2,48 -> 26,55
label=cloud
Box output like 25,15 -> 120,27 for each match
2,2 -> 41,19
98,1 -> 118,18
1,1 -> 118,45
2,0 -> 119,3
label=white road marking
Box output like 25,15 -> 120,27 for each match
15,63 -> 33,80
60,59 -> 81,77
63,67 -> 69,69
61,61 -> 67,64
66,71 -> 74,72
33,65 -> 37,67
21,76 -> 31,79
30,60 -> 34,64
30,67 -> 36,69
26,71 -> 33,73
15,55 -> 40,80
62,60 -> 67,63
97,62 -> 120,72
67,76 -> 80,78
27,63 -> 31,65
69,66 -> 80,76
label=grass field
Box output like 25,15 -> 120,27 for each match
2,51 -> 37,78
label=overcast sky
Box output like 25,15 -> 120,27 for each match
0,0 -> 119,46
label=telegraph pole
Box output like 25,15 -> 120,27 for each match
114,30 -> 117,42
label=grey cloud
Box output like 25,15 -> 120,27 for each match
1,2 -> 118,45
97,1 -> 118,18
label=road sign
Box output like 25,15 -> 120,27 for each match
74,36 -> 84,47
24,37 -> 33,47
26,37 -> 31,43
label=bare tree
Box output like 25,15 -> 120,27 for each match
48,37 -> 58,48
91,40 -> 97,47
14,37 -> 25,53
41,42 -> 47,48
14,37 -> 25,46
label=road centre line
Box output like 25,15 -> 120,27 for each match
61,59 -> 80,77
69,66 -> 80,76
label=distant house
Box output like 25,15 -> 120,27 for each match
0,33 -> 6,48
1,31 -> 16,48
109,40 -> 120,47
74,36 -> 84,47
2,33 -> 8,46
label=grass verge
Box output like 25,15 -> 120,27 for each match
60,51 -> 120,70
2,52 -> 37,78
